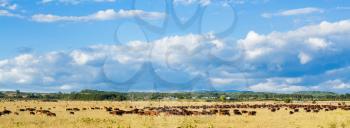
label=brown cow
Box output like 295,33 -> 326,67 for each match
289,111 -> 294,114
248,111 -> 256,116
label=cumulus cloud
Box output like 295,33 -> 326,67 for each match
0,7 -> 22,18
262,7 -> 324,18
237,19 -> 350,76
298,52 -> 312,64
0,0 -> 18,10
31,9 -> 165,23
39,0 -> 115,5
0,9 -> 16,17
2,19 -> 350,93
173,0 -> 211,6
248,79 -> 307,93
0,33 -> 223,92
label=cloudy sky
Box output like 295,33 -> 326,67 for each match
1,0 -> 350,93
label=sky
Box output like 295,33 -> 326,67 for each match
1,0 -> 350,93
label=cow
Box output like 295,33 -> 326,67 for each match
3,110 -> 12,115
271,108 -> 276,112
241,110 -> 248,114
233,109 -> 242,115
47,112 -> 56,117
248,111 -> 256,116
289,111 -> 294,114
219,109 -> 230,116
110,110 -> 125,116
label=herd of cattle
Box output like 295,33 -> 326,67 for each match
1,103 -> 350,117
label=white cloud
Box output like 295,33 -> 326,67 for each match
59,84 -> 74,90
305,37 -> 329,50
0,0 -> 18,10
262,7 -> 324,18
32,9 -> 165,23
7,4 -> 16,10
0,33 -> 220,92
237,19 -> 350,68
0,60 -> 8,67
248,79 -> 307,93
210,78 -> 235,85
321,79 -> 350,89
1,19 -> 350,92
40,0 -> 54,4
173,0 -> 211,6
0,9 -> 22,17
39,0 -> 115,5
94,0 -> 115,2
298,52 -> 312,64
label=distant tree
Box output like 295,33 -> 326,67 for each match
0,92 -> 4,98
15,90 -> 22,98
27,93 -> 43,99
16,90 -> 20,95
219,95 -> 226,102
284,98 -> 292,103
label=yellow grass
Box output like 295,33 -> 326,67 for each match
1,101 -> 350,128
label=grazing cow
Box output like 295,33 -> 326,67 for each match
219,109 -> 230,116
294,109 -> 299,112
233,109 -> 242,115
143,111 -> 159,116
248,111 -> 256,116
105,107 -> 113,112
36,110 -> 51,114
271,108 -> 276,112
289,111 -> 294,114
26,108 -> 36,112
47,112 -> 56,117
110,110 -> 125,116
70,112 -> 75,115
14,112 -> 19,115
241,110 -> 248,114
0,112 -> 3,116
3,110 -> 12,115
30,112 -> 35,115
210,109 -> 218,114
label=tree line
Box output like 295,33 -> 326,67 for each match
1,90 -> 350,102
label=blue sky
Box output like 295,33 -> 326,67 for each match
1,0 -> 350,93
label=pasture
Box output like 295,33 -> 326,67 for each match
1,101 -> 350,128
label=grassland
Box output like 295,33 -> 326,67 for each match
1,101 -> 350,128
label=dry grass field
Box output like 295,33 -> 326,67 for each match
1,101 -> 350,128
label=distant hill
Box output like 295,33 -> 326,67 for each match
293,91 -> 337,96
193,90 -> 251,93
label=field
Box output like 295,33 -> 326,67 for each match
1,101 -> 350,128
